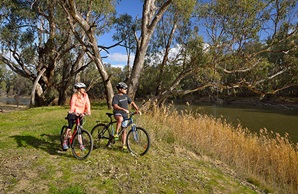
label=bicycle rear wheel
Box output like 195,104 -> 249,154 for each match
60,126 -> 68,150
71,128 -> 93,160
126,126 -> 150,156
91,124 -> 112,148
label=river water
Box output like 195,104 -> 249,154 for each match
0,97 -> 30,105
179,103 -> 298,144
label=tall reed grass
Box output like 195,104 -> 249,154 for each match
138,100 -> 298,193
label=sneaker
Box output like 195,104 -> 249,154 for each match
80,145 -> 86,151
114,134 -> 119,141
62,141 -> 69,150
122,145 -> 128,152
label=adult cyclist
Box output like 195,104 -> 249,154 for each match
62,82 -> 91,150
112,82 -> 139,151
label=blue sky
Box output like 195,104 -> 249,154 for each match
99,1 -> 144,68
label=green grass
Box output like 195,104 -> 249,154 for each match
0,104 -> 272,193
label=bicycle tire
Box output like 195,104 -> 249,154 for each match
126,126 -> 150,156
60,125 -> 68,150
91,124 -> 112,148
71,128 -> 93,160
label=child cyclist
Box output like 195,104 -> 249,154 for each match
112,82 -> 139,150
62,82 -> 91,151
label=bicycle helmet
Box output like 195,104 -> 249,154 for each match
74,82 -> 86,89
116,82 -> 128,89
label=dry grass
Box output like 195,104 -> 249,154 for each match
138,100 -> 298,193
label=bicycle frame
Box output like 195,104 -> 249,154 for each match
104,113 -> 135,137
68,116 -> 82,145
118,117 -> 134,135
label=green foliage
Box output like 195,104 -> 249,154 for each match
0,0 -> 297,105
76,0 -> 116,15
172,0 -> 197,19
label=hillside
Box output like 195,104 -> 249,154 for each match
0,104 -> 268,193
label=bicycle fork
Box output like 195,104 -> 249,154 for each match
68,128 -> 84,147
131,124 -> 139,142
77,128 -> 85,146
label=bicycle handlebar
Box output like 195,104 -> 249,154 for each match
129,111 -> 142,116
69,112 -> 89,117
105,111 -> 141,119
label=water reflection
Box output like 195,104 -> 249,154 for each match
0,97 -> 30,105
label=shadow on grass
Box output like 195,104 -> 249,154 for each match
10,134 -> 68,157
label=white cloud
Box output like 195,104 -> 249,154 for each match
108,53 -> 128,63
104,52 -> 135,68
112,64 -> 126,68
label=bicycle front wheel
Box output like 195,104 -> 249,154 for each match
71,128 -> 93,160
126,127 -> 150,156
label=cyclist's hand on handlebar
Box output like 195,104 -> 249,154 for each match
131,110 -> 141,115
75,112 -> 85,117
124,109 -> 129,114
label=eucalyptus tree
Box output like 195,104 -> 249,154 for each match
198,0 -> 298,100
147,8 -> 179,97
138,0 -> 209,105
59,0 -> 117,109
112,14 -> 139,82
142,25 -> 213,105
126,0 -> 214,105
128,0 -> 173,100
0,0 -> 92,106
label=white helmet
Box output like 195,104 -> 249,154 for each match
74,82 -> 86,89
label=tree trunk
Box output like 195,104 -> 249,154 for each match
128,0 -> 172,100
30,68 -> 46,107
63,0 -> 114,109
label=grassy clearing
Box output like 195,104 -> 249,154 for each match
0,102 -> 294,193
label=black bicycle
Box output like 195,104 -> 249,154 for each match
91,112 -> 150,156
60,114 -> 93,160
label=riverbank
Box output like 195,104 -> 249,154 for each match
180,96 -> 298,110
0,103 -> 28,113
2,95 -> 298,110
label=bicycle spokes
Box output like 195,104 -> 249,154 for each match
71,129 -> 93,160
91,124 -> 110,149
127,127 -> 150,156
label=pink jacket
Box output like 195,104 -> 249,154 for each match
69,93 -> 91,115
